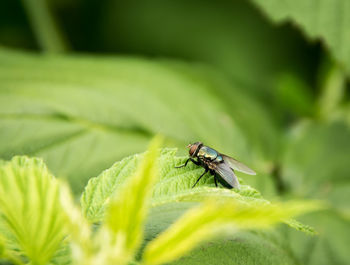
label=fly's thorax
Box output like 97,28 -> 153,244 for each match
197,146 -> 220,161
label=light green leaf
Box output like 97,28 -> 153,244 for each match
0,156 -> 65,265
81,148 -> 175,222
50,243 -> 71,265
0,233 -> 4,257
99,136 -> 162,265
142,200 -> 320,265
251,0 -> 350,73
0,47 -> 250,194
58,137 -> 163,265
144,203 -> 298,265
152,189 -> 317,235
0,232 -> 24,265
59,182 -> 92,265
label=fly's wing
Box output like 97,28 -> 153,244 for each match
215,162 -> 240,189
221,154 -> 256,175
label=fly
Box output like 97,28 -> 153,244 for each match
175,142 -> 256,189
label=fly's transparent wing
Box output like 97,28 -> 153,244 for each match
221,154 -> 256,175
215,162 -> 240,189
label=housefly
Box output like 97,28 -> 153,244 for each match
176,142 -> 256,189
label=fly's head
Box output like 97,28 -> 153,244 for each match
187,142 -> 203,157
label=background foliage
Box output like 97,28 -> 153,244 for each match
0,0 -> 349,264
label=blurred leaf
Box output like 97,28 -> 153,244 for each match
281,120 -> 350,265
285,210 -> 350,265
283,218 -> 317,235
0,233 -> 4,257
283,121 -> 350,208
142,200 -> 320,265
161,62 -> 281,168
251,0 -> 350,74
101,0 -> 317,97
0,229 -> 25,265
59,183 -> 92,265
0,156 -> 65,265
50,243 -> 71,265
0,47 -> 252,194
275,73 -> 315,117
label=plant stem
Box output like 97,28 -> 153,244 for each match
271,163 -> 287,194
317,57 -> 346,120
21,0 -> 70,53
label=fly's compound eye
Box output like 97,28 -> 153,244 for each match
189,144 -> 198,157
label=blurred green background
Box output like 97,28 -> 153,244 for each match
0,0 -> 349,265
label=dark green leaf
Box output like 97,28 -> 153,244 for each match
0,48 -> 250,194
251,0 -> 350,74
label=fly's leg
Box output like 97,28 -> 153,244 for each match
190,158 -> 201,166
192,168 -> 208,188
175,158 -> 200,168
209,169 -> 218,187
175,158 -> 190,168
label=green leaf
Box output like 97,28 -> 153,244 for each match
82,148 -> 316,235
250,0 -> 350,74
81,148 -> 265,222
81,148 -> 173,223
0,156 -> 65,265
142,200 -> 320,265
100,136 -> 162,265
61,137 -> 162,265
0,47 -> 250,194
